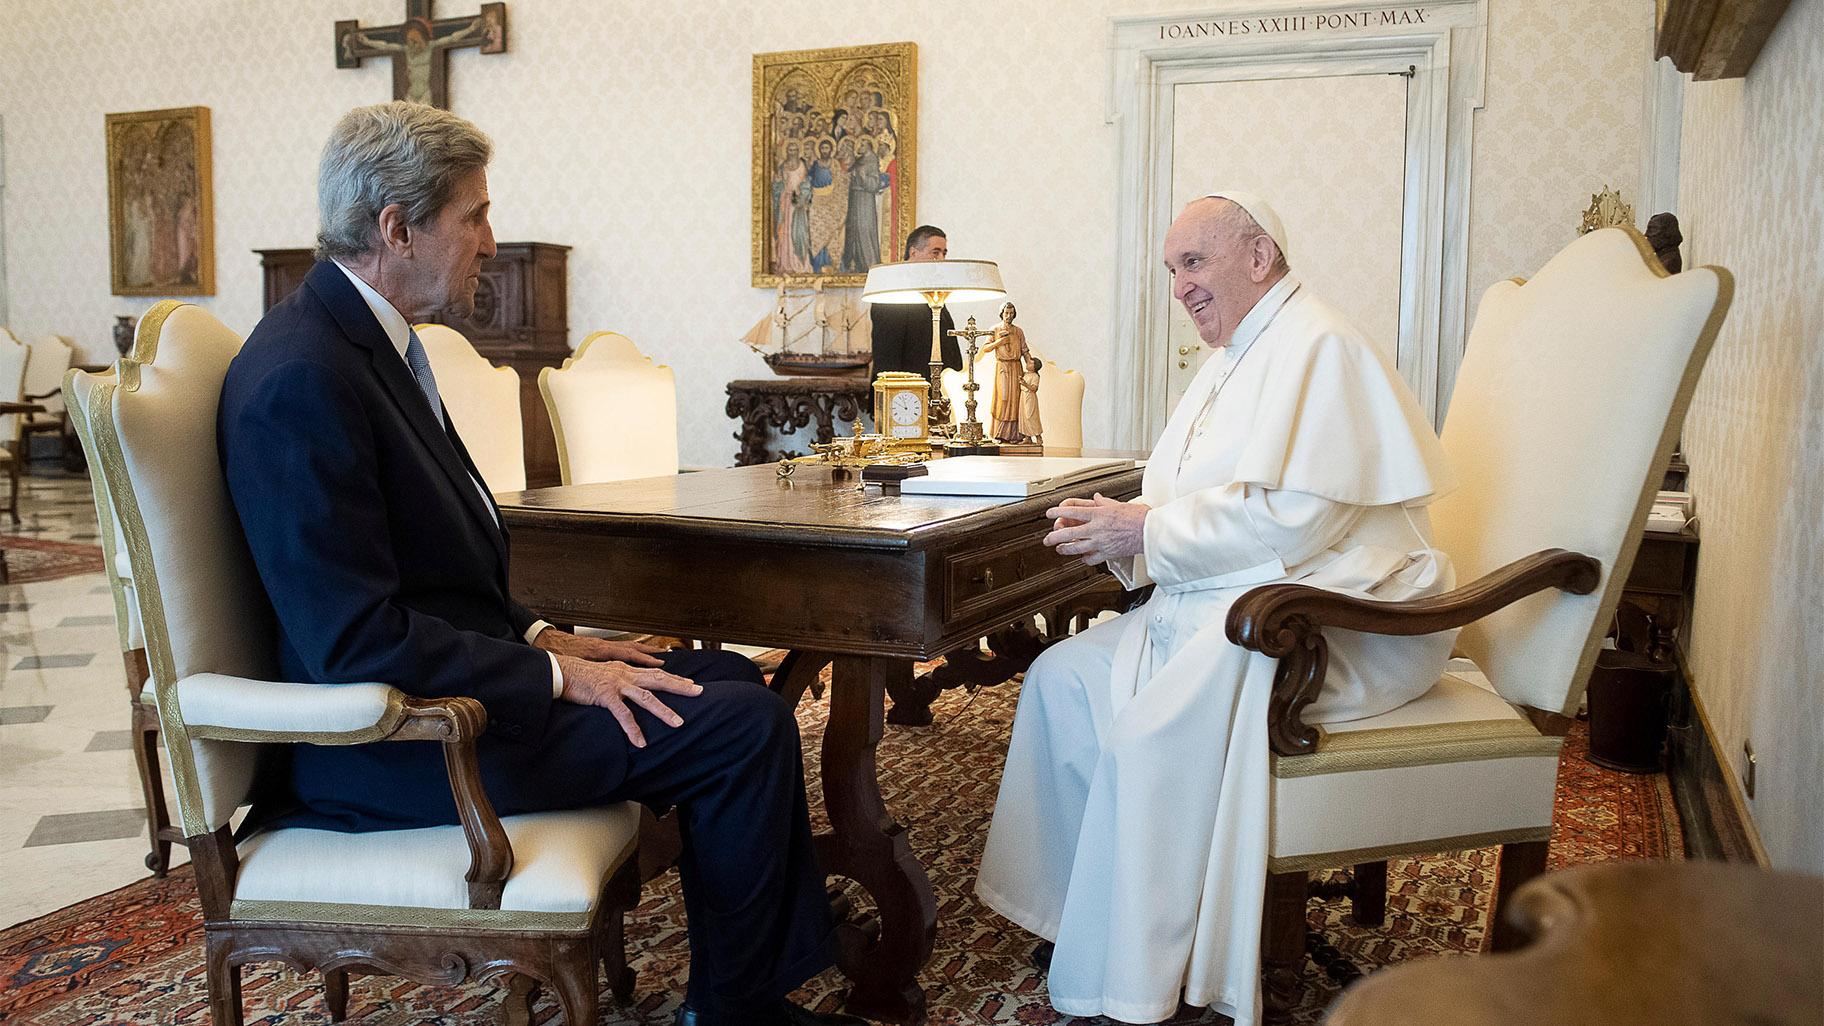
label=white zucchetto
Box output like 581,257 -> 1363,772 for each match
1202,190 -> 1290,261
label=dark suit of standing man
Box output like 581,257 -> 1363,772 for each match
869,225 -> 962,377
217,102 -> 860,1026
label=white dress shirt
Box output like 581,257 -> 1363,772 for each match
332,261 -> 564,697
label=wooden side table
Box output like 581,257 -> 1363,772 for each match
1620,525 -> 1699,661
725,376 -> 871,466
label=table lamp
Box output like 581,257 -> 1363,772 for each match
862,259 -> 1005,434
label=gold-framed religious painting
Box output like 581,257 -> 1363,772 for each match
105,106 -> 215,296
752,42 -> 916,287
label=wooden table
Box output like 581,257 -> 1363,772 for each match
1327,861 -> 1824,1025
498,459 -> 1144,1023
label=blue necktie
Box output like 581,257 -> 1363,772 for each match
404,329 -> 444,426
404,328 -> 500,525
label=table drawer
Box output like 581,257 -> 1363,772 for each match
943,524 -> 1082,622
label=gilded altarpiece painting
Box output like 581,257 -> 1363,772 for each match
105,106 -> 214,296
752,42 -> 916,287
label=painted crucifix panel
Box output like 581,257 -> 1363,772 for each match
336,0 -> 507,109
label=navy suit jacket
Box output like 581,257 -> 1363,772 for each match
869,301 -> 959,378
219,261 -> 561,828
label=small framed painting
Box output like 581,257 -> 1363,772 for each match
752,42 -> 916,287
105,106 -> 215,296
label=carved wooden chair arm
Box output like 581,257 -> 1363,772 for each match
382,696 -> 514,910
1225,548 -> 1602,757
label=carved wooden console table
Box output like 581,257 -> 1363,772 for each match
726,376 -> 870,466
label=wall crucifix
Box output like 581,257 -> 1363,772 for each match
335,1 -> 508,110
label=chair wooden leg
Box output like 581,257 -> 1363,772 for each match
601,857 -> 641,1004
323,968 -> 350,1021
1351,860 -> 1387,927
205,934 -> 244,1026
6,454 -> 20,526
502,972 -> 540,1026
1487,839 -> 1550,952
1261,870 -> 1309,1022
550,951 -> 599,1026
132,702 -> 174,876
126,649 -> 174,877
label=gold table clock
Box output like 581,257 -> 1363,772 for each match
873,371 -> 931,445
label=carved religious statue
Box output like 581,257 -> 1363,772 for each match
1017,356 -> 1043,443
980,302 -> 1031,443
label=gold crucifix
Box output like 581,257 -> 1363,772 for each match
335,1 -> 508,110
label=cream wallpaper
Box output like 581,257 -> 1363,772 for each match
1466,0 -> 1651,305
3,0 -> 1647,468
1676,0 -> 1822,872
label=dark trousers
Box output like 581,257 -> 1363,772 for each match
284,649 -> 833,1021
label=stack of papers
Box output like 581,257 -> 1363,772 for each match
898,456 -> 1136,497
1645,490 -> 1693,532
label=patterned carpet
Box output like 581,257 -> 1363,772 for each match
0,537 -> 103,585
0,675 -> 1680,1026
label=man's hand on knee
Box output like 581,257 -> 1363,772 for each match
555,654 -> 702,748
532,626 -> 669,667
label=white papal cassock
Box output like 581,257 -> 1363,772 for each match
977,275 -> 1458,1025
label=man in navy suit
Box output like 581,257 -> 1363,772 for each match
219,102 -> 858,1026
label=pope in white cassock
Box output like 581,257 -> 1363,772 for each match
976,193 -> 1459,1025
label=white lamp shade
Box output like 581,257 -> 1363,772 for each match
862,259 -> 1006,304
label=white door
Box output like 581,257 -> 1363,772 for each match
1163,73 -> 1408,412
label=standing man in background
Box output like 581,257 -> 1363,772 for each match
869,225 -> 963,376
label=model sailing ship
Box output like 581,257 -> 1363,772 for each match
741,281 -> 872,376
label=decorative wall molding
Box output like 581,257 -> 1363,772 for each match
1639,47 -> 1686,221
1656,0 -> 1795,80
1106,0 -> 1488,445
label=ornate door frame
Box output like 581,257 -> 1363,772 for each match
1106,0 -> 1489,446
0,117 -> 9,330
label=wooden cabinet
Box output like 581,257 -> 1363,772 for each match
257,243 -> 572,487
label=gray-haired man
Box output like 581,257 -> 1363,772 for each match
219,102 -> 860,1026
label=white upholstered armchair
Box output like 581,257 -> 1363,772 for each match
414,322 -> 526,493
65,364 -> 181,876
79,301 -> 645,1025
539,331 -> 679,485
1225,226 -> 1731,1015
20,333 -> 74,463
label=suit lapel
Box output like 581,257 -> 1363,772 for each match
304,262 -> 509,568
443,415 -> 513,562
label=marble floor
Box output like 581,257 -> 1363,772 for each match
1,471 -> 188,929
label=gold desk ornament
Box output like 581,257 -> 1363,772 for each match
944,316 -> 1000,454
872,370 -> 932,445
776,418 -> 929,479
1579,186 -> 1636,236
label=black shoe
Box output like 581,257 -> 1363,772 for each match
1032,940 -> 1055,973
674,999 -> 869,1026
